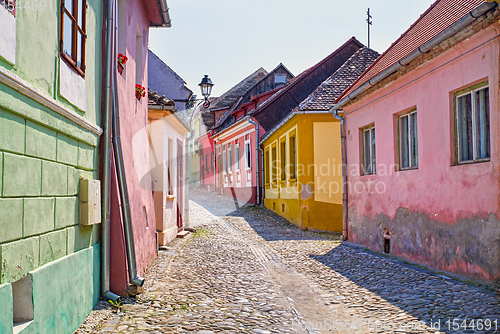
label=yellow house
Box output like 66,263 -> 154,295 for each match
261,114 -> 343,232
260,47 -> 379,232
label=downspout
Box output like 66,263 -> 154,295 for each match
247,117 -> 261,205
332,109 -> 348,240
101,0 -> 120,302
111,3 -> 144,288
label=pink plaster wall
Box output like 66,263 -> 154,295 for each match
343,26 -> 500,281
110,0 -> 158,295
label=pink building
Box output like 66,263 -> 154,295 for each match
109,0 -> 170,295
333,0 -> 500,282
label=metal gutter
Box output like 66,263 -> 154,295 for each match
148,105 -> 193,132
101,0 -> 120,303
111,6 -> 144,287
154,0 -> 171,27
259,110 -> 331,144
332,1 -> 498,111
332,110 -> 348,240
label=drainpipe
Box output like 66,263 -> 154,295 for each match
332,109 -> 348,240
111,3 -> 144,288
101,0 -> 120,303
246,117 -> 261,205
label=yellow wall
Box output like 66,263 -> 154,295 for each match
262,114 -> 343,232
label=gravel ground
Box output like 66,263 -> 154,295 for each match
75,189 -> 500,334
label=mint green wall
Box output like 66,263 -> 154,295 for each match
0,245 -> 100,334
3,0 -> 103,123
0,0 -> 104,332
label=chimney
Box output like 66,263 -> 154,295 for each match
257,71 -> 265,81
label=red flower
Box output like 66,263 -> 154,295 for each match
117,53 -> 128,65
135,84 -> 146,97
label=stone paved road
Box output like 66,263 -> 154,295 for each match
76,189 -> 500,334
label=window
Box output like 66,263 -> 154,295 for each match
280,140 -> 286,181
456,85 -> 490,163
228,146 -> 232,172
275,74 -> 287,84
399,110 -> 418,169
205,154 -> 209,171
362,126 -> 376,175
264,149 -> 270,184
235,145 -> 240,170
60,0 -> 87,76
223,150 -> 227,173
210,152 -> 214,168
271,145 -> 277,183
245,140 -> 251,169
289,134 -> 296,179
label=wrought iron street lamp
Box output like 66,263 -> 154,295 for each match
199,75 -> 214,106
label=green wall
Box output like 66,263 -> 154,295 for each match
0,0 -> 104,332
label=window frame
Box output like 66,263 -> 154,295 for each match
222,149 -> 227,174
289,132 -> 296,180
398,109 -> 418,170
455,83 -> 490,165
244,139 -> 251,169
271,144 -> 277,184
264,148 -> 270,185
60,0 -> 87,77
228,145 -> 232,172
235,144 -> 240,171
280,138 -> 286,181
362,125 -> 376,175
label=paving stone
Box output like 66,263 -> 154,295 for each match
75,189 -> 500,334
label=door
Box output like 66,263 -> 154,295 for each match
176,139 -> 184,231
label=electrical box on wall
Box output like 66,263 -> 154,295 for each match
79,178 -> 101,226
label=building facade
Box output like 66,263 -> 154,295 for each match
0,0 -> 104,332
334,0 -> 500,282
148,90 -> 192,245
109,0 -> 168,295
262,47 -> 379,232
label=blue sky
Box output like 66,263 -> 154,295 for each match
149,0 -> 436,97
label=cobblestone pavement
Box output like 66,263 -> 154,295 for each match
76,189 -> 500,334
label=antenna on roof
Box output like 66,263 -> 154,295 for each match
367,8 -> 373,49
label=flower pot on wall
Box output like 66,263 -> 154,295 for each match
135,90 -> 142,101
118,62 -> 124,75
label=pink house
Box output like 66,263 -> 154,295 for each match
109,0 -> 170,295
333,0 -> 500,282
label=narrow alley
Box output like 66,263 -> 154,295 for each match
75,190 -> 500,334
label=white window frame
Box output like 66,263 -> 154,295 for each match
362,125 -> 376,175
399,110 -> 418,170
228,146 -> 232,172
222,149 -> 227,174
456,85 -> 490,164
235,144 -> 240,171
244,139 -> 251,169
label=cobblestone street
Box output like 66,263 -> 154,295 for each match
76,190 -> 500,334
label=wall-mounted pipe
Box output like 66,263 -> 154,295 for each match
247,116 -> 261,204
332,110 -> 348,240
101,0 -> 120,303
111,2 -> 144,288
332,1 -> 497,111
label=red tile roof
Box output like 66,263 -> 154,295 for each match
337,0 -> 486,101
